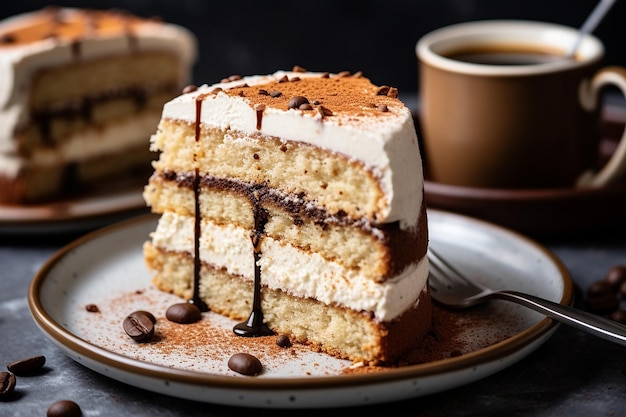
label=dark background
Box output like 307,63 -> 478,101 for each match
2,0 -> 626,96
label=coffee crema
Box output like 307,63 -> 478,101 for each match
444,45 -> 568,65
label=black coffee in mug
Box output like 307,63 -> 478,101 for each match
445,45 -> 567,65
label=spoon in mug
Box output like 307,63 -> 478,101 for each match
567,0 -> 616,59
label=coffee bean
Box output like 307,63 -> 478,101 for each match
586,293 -> 620,314
132,310 -> 156,324
123,311 -> 155,342
47,400 -> 82,417
288,95 -> 309,109
276,334 -> 292,348
7,355 -> 46,375
587,280 -> 614,297
605,265 -> 626,290
228,353 -> 262,376
610,309 -> 626,324
0,371 -> 16,399
165,302 -> 201,324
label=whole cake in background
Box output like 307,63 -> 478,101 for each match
143,66 -> 431,365
0,7 -> 196,204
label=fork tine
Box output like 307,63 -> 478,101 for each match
428,247 -> 469,287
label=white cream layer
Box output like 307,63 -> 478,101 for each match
0,110 -> 159,176
151,211 -> 429,322
160,71 -> 423,229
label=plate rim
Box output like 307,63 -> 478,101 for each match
27,210 -> 572,391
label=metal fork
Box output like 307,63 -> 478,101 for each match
427,247 -> 626,346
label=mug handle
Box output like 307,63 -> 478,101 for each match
577,66 -> 626,188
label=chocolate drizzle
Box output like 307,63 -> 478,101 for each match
233,189 -> 273,337
190,94 -> 272,336
189,97 -> 208,312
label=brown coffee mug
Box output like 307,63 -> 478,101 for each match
416,20 -> 626,189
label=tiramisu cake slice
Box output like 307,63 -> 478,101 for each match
143,68 -> 431,365
0,7 -> 196,204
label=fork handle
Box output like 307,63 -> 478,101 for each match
493,290 -> 626,346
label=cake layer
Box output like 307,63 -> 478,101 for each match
148,211 -> 429,321
145,172 -> 428,280
144,241 -> 432,364
151,120 -> 389,224
0,142 -> 152,203
154,70 -> 423,229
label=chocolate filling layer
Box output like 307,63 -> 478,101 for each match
158,170 -> 427,279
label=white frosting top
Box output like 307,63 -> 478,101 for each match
0,7 -> 197,154
162,70 -> 424,228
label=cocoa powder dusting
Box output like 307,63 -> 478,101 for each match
76,287 -> 520,376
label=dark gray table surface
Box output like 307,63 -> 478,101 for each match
1,213 -> 626,417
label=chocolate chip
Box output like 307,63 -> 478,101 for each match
288,96 -> 309,109
258,89 -> 269,96
7,355 -> 46,375
276,334 -> 292,348
378,104 -> 389,112
166,302 -> 201,324
299,103 -> 313,110
0,34 -> 16,44
47,400 -> 82,417
182,84 -> 198,94
269,90 -> 282,98
318,106 -> 333,117
85,304 -> 100,313
376,86 -> 391,96
292,65 -> 307,72
0,371 -> 16,399
228,353 -> 263,376
221,75 -> 242,83
123,311 -> 155,342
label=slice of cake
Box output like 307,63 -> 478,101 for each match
0,7 -> 196,204
143,67 -> 431,365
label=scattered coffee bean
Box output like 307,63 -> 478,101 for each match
166,302 -> 201,324
276,334 -> 292,348
610,309 -> 626,324
7,355 -> 46,375
288,95 -> 309,109
228,353 -> 262,376
586,293 -> 619,315
85,304 -> 99,313
123,311 -> 155,342
587,280 -> 613,297
605,265 -> 626,290
585,265 -> 626,323
47,399 -> 82,417
0,371 -> 16,399
132,310 -> 156,324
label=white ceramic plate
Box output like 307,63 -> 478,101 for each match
28,210 -> 572,408
0,179 -> 147,235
